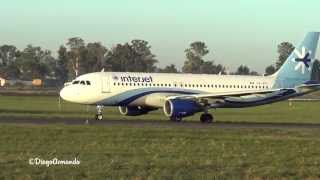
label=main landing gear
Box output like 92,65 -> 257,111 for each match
200,113 -> 214,123
169,113 -> 214,123
200,107 -> 214,123
170,116 -> 182,122
170,113 -> 214,123
95,105 -> 104,120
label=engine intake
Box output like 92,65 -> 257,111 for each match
163,99 -> 202,118
119,106 -> 157,116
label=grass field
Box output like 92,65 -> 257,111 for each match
0,95 -> 320,123
1,124 -> 320,179
1,95 -> 320,179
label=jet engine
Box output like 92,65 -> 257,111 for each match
119,106 -> 157,116
163,99 -> 202,118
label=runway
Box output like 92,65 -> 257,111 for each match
1,117 -> 320,129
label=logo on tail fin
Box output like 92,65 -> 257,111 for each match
291,46 -> 313,74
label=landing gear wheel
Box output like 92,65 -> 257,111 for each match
95,114 -> 103,121
200,113 -> 213,123
95,105 -> 104,120
170,116 -> 182,122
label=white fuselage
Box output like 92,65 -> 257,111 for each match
60,72 -> 276,107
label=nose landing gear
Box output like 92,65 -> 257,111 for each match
95,105 -> 104,120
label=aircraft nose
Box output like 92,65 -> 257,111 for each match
60,87 -> 72,102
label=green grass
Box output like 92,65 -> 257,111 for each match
1,95 -> 320,123
1,95 -> 320,178
1,124 -> 320,179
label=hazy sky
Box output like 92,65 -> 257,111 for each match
1,0 -> 320,73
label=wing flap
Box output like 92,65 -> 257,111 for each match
167,89 -> 279,100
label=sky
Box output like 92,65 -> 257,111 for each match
1,0 -> 320,73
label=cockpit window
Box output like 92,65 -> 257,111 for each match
72,80 -> 91,85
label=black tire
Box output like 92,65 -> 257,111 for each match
95,114 -> 103,120
200,113 -> 213,123
170,116 -> 182,122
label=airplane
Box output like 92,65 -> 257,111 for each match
60,32 -> 320,123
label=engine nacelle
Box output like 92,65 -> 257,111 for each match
163,99 -> 202,118
119,106 -> 157,116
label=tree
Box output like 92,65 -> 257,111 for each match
0,63 -> 20,79
131,40 -> 158,72
0,45 -> 17,66
235,65 -> 250,75
55,45 -> 69,83
265,65 -> 276,75
182,41 -> 208,73
250,71 -> 259,76
105,40 -> 157,72
16,45 -> 53,80
66,37 -> 85,77
0,45 -> 19,79
182,41 -> 226,74
276,42 -> 295,69
82,42 -> 108,73
105,43 -> 131,72
158,64 -> 178,73
200,61 -> 226,74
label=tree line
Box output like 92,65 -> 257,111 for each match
0,38 -> 319,86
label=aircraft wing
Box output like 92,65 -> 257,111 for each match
165,82 -> 320,108
167,89 -> 280,100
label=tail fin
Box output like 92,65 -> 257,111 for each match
273,32 -> 320,88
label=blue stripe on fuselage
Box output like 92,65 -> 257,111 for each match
97,88 -> 203,106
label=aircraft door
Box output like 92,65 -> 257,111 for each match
102,75 -> 111,93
